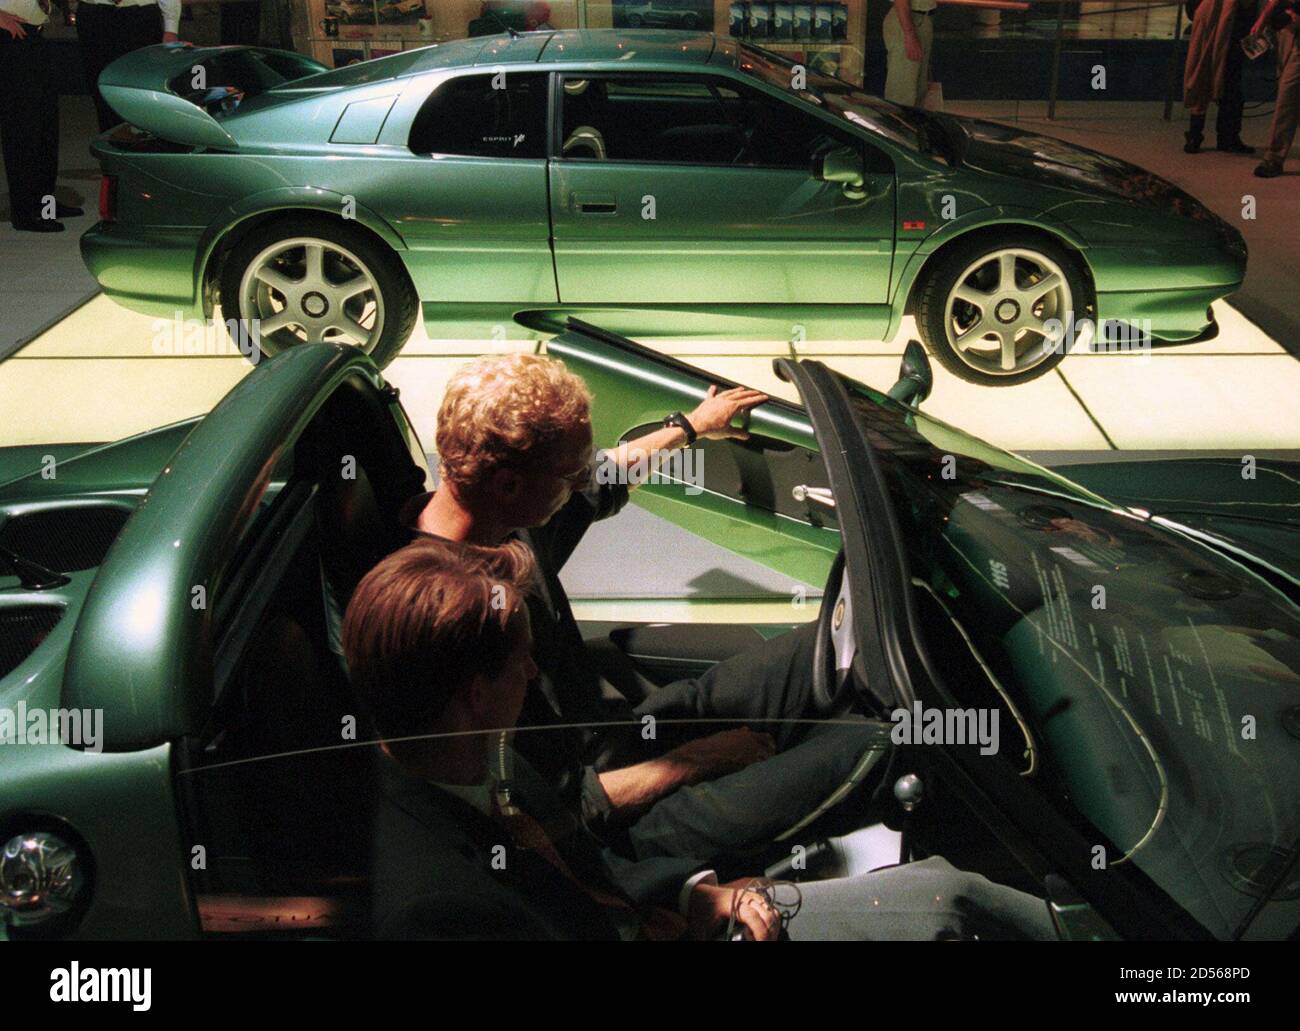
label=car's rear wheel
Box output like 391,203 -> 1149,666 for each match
916,234 -> 1086,386
221,217 -> 417,369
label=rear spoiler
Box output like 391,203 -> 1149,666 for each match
98,42 -> 327,148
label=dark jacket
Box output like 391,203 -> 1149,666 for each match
371,748 -> 702,940
403,460 -> 637,832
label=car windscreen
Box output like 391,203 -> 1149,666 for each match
736,43 -> 924,153
837,373 -> 1300,940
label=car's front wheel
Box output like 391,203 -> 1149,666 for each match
220,216 -> 418,369
915,234 -> 1087,386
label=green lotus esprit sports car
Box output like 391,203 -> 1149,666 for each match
80,30 -> 1246,385
1,321 -> 1297,940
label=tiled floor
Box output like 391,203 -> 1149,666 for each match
4,294 -> 1297,453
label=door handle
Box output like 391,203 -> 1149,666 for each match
572,193 -> 617,215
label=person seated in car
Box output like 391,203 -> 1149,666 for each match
346,537 -> 1056,941
401,352 -> 890,865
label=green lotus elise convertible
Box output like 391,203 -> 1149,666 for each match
1,320 -> 1296,940
80,30 -> 1246,385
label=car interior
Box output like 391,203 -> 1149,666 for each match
174,375 -> 427,937
559,75 -> 862,168
409,72 -> 549,159
159,371 -> 919,936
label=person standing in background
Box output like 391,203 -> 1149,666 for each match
0,0 -> 82,232
1255,1 -> 1300,176
1183,0 -> 1257,154
76,0 -> 182,133
883,0 -> 936,107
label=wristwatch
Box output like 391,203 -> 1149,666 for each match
663,411 -> 697,445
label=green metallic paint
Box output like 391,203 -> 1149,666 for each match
0,418 -> 198,496
80,31 -> 1243,359
548,163 -> 895,305
0,739 -> 197,939
550,329 -> 844,588
61,345 -> 381,751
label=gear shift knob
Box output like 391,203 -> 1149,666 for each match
894,773 -> 924,812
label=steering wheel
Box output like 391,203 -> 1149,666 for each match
810,548 -> 853,715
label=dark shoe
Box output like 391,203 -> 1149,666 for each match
1254,160 -> 1284,178
11,219 -> 65,233
1184,132 -> 1203,154
1216,138 -> 1255,154
55,204 -> 84,218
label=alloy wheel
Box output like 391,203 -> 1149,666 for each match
943,247 -> 1073,376
237,236 -> 385,352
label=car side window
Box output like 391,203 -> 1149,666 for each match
409,72 -> 548,159
558,74 -> 886,172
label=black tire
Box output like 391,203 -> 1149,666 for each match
914,232 -> 1089,387
220,215 -> 418,370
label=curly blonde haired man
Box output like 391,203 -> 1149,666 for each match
405,350 -> 886,866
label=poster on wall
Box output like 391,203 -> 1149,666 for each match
377,0 -> 426,26
612,0 -> 713,31
727,2 -> 847,42
325,0 -> 378,26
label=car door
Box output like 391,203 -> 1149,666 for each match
380,70 -> 558,318
780,357 -> 1259,940
548,72 -> 895,310
546,320 -> 841,591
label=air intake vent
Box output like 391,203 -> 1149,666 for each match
0,505 -> 131,572
0,606 -> 63,680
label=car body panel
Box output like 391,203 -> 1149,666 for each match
549,163 -> 895,306
547,324 -> 840,587
0,739 -> 195,939
60,346 -> 382,751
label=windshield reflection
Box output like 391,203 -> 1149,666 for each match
836,372 -> 1300,940
737,43 -> 927,153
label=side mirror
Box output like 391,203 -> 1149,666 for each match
812,145 -> 866,200
887,340 -> 933,407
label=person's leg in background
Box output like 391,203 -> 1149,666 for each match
1185,106 -> 1208,152
1258,22 -> 1300,174
76,4 -> 165,134
917,12 -> 934,106
1216,24 -> 1251,151
76,4 -> 121,133
883,8 -> 927,107
785,856 -> 1057,941
127,5 -> 164,59
0,27 -> 62,231
33,30 -> 59,218
1257,23 -> 1300,176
